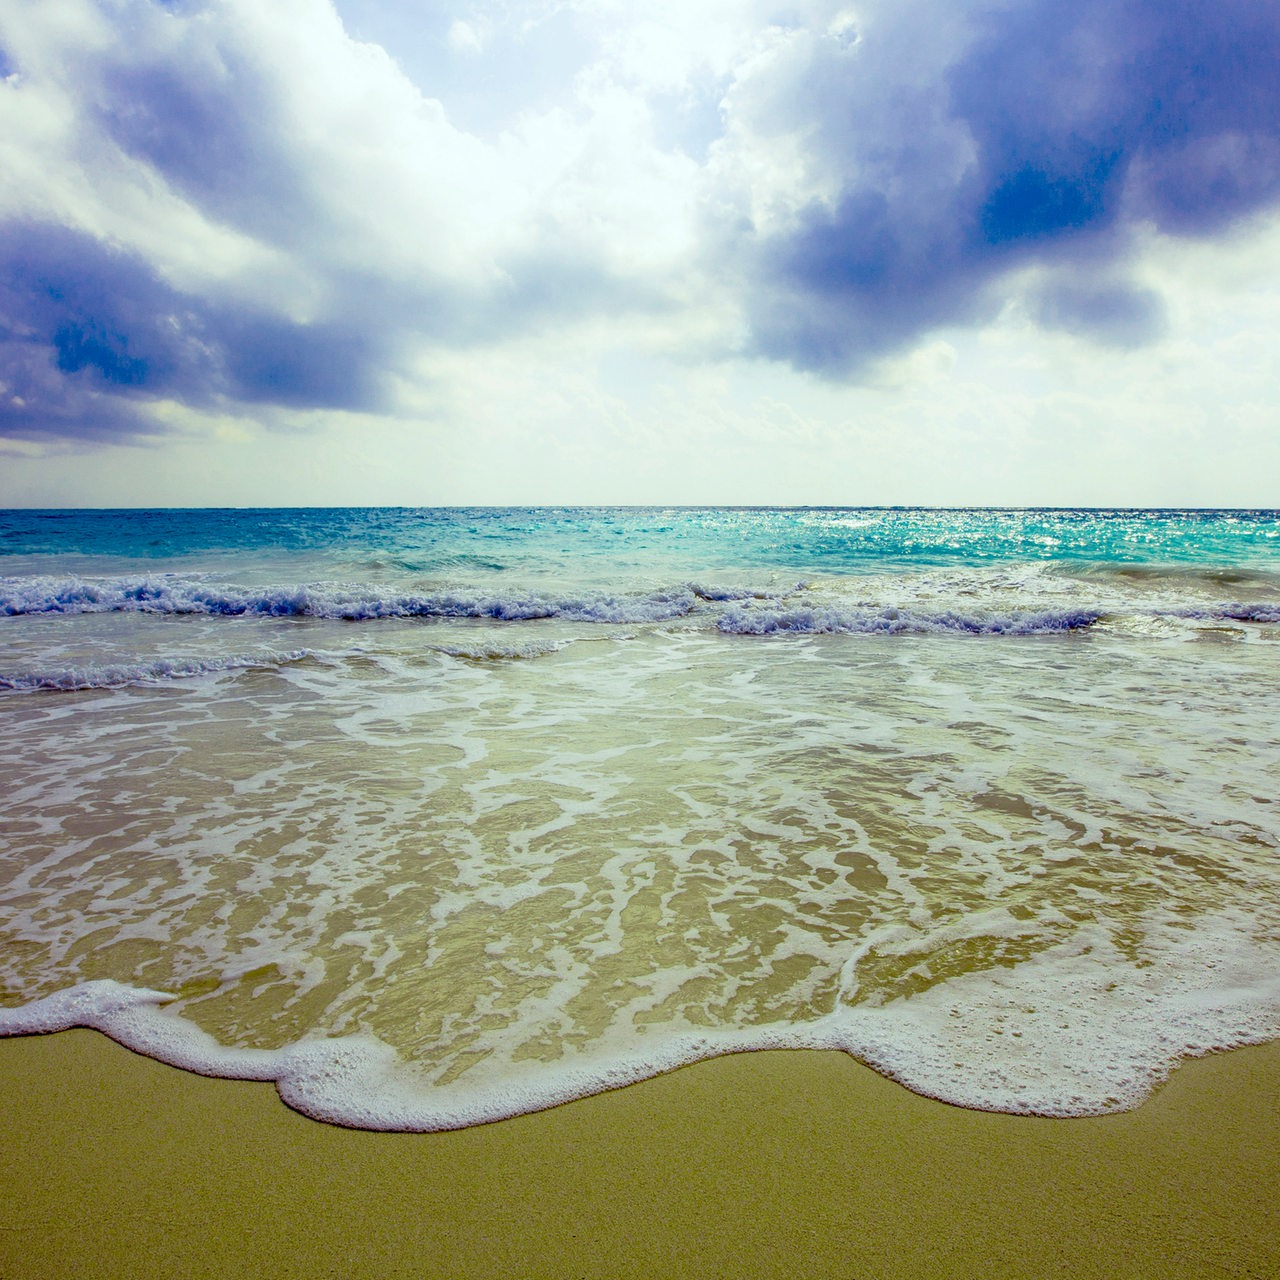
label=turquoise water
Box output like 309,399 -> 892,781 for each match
4,506 -> 1280,576
2,508 -> 1279,1126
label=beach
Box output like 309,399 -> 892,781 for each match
3,1030 -> 1278,1279
3,507 -> 1280,1275
7,0 -> 1280,1256
5,508 -> 1280,1130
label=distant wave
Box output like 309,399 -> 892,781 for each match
4,575 -> 1276,636
716,604 -> 1104,635
1063,562 -> 1280,589
1167,603 -> 1280,624
0,649 -> 316,693
0,576 -> 702,624
688,581 -> 806,602
429,638 -> 575,662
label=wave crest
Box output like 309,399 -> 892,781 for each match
0,576 -> 700,625
0,649 -> 316,693
716,604 -> 1103,636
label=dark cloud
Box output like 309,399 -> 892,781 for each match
0,0 -> 410,442
0,336 -> 159,443
0,225 -> 381,441
1028,278 -> 1166,348
742,0 -> 1280,374
7,0 -> 1278,444
215,310 -> 377,410
93,45 -> 315,248
0,0 -> 622,442
956,0 -> 1280,238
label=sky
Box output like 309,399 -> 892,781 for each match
1,0 -> 1278,508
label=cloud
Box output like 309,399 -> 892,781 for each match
0,222 -> 383,439
446,19 -> 487,56
1027,276 -> 1165,348
1,0 -> 1278,450
0,0 -> 456,440
0,0 -> 714,443
718,0 -> 1280,373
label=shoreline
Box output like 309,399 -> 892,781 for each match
3,1031 -> 1278,1278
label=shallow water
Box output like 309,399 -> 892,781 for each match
2,508 -> 1279,1126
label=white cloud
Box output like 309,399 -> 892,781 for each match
0,0 -> 1278,504
446,18 -> 487,54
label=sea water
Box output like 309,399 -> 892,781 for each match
1,507 -> 1278,1127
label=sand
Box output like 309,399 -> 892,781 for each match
2,1031 -> 1277,1279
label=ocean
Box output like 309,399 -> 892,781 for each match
1,507 -> 1279,1128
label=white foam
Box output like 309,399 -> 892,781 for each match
716,604 -> 1102,636
428,638 -> 573,662
8,573 -> 1274,640
1165,603 -> 1280,624
4,572 -> 1278,1132
0,576 -> 702,625
5,904 -> 1278,1129
0,650 -> 316,693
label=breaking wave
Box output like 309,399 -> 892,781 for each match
6,575 -> 1277,648
0,576 -> 702,624
0,649 -> 317,693
1165,603 -> 1280,624
716,604 -> 1104,635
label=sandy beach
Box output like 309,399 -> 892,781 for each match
6,0 -> 1280,1260
2,1032 -> 1277,1279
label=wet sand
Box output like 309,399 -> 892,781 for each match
2,1031 -> 1277,1279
